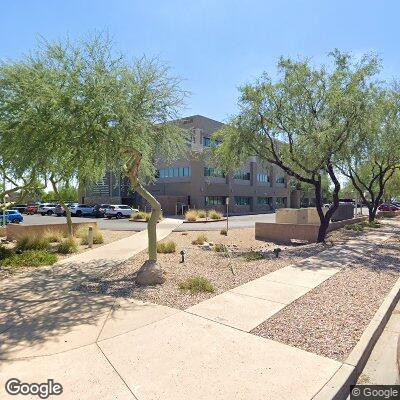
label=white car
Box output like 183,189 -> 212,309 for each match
105,205 -> 138,219
69,203 -> 94,217
38,203 -> 58,216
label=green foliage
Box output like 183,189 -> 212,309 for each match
185,210 -> 198,222
76,227 -> 104,245
192,234 -> 208,245
57,237 -> 78,254
156,240 -> 176,253
131,211 -> 151,221
16,236 -> 50,251
0,250 -> 57,268
43,230 -> 64,243
378,211 -> 396,219
42,186 -> 78,202
0,245 -> 13,260
362,221 -> 381,229
214,243 -> 225,252
197,210 -> 206,218
345,223 -> 364,232
178,276 -> 215,294
220,229 -> 227,236
208,210 -> 222,220
244,251 -> 264,261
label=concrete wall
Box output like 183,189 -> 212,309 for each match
6,221 -> 98,241
255,216 -> 367,244
276,207 -> 329,225
0,227 -> 6,237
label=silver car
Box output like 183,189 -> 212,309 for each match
69,204 -> 94,217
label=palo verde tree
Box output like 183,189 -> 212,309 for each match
338,88 -> 400,221
214,50 -> 379,242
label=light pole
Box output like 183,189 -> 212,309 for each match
225,196 -> 229,233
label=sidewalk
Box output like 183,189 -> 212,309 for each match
0,223 -> 397,399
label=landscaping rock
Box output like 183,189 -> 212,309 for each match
200,242 -> 212,250
136,260 -> 165,285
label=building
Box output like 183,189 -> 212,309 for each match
84,115 -> 291,215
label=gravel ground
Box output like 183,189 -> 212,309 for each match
78,228 -> 353,309
251,228 -> 400,361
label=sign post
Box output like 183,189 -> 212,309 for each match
225,197 -> 229,233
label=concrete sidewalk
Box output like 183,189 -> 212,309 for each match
0,223 -> 396,399
57,217 -> 183,264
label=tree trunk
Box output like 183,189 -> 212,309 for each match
50,177 -> 73,237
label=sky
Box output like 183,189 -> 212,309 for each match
1,0 -> 399,122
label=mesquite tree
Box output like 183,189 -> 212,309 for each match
339,89 -> 400,221
214,50 -> 379,242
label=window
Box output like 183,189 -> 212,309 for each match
204,167 -> 225,178
257,173 -> 269,183
158,167 -> 191,178
203,137 -> 222,148
257,197 -> 272,205
235,196 -> 251,206
234,171 -> 250,180
275,177 -> 285,184
205,196 -> 226,206
276,197 -> 287,207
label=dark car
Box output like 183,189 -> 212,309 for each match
10,204 -> 27,213
378,203 -> 400,212
92,204 -> 111,218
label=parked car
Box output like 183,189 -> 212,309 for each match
38,203 -> 58,216
0,210 -> 24,224
54,204 -> 66,216
10,204 -> 27,214
69,203 -> 94,217
92,204 -> 111,218
26,204 -> 39,215
378,203 -> 400,212
105,205 -> 138,219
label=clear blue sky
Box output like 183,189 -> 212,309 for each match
1,0 -> 399,122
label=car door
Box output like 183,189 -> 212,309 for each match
122,206 -> 132,217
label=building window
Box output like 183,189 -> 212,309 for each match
234,171 -> 251,180
158,166 -> 191,178
257,197 -> 272,205
205,196 -> 226,206
204,167 -> 225,178
275,177 -> 285,184
234,196 -> 251,206
257,173 -> 269,183
203,137 -> 222,148
276,197 -> 287,207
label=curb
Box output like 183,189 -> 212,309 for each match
183,218 -> 227,224
313,275 -> 400,400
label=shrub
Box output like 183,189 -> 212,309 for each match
197,209 -> 206,218
378,211 -> 396,219
214,243 -> 225,252
178,276 -> 215,294
43,230 -> 64,243
244,251 -> 264,261
363,221 -> 380,229
0,250 -> 57,268
76,227 -> 104,245
0,245 -> 13,260
57,237 -> 78,254
209,210 -> 222,220
131,211 -> 152,221
192,233 -> 208,245
16,236 -> 50,252
185,210 -> 197,222
345,223 -> 364,232
157,240 -> 176,253
220,229 -> 227,236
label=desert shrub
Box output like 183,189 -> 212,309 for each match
192,233 -> 208,245
43,229 -> 64,243
244,251 -> 264,261
220,229 -> 227,236
0,250 -> 57,268
214,243 -> 225,252
363,221 -> 380,229
57,237 -> 78,254
378,211 -> 396,219
197,209 -> 206,218
209,210 -> 222,220
345,223 -> 364,232
178,276 -> 215,294
185,210 -> 197,222
76,227 -> 104,245
131,211 -> 152,221
0,245 -> 13,260
157,240 -> 176,253
16,236 -> 50,252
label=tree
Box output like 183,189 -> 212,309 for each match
385,170 -> 400,200
214,50 -> 379,242
338,89 -> 400,221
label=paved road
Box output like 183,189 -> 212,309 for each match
21,213 -> 277,231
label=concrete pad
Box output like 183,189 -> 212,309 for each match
231,277 -> 310,304
98,298 -> 179,341
0,344 -> 135,399
99,312 -> 341,400
186,291 -> 285,331
262,265 -> 338,288
385,308 -> 400,333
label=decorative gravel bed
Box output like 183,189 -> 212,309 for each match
78,228 -> 352,309
251,230 -> 400,361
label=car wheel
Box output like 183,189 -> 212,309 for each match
76,210 -> 82,217
107,216 -> 111,219
47,210 -> 53,215
11,219 -> 20,224
41,213 -> 45,216
116,212 -> 123,219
